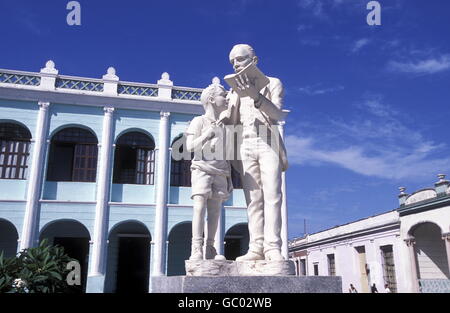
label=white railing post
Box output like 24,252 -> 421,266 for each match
157,72 -> 173,100
102,67 -> 119,96
39,60 -> 58,90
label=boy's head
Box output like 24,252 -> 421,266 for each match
200,80 -> 228,111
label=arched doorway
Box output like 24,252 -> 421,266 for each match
39,220 -> 91,293
167,222 -> 192,276
0,219 -> 18,258
105,221 -> 151,293
224,223 -> 249,260
411,222 -> 449,279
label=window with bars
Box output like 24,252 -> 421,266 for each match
170,135 -> 192,187
113,132 -> 155,185
327,254 -> 336,276
0,123 -> 31,180
46,127 -> 98,182
380,245 -> 397,293
170,159 -> 191,187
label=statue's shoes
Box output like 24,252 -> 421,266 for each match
205,245 -> 218,260
189,246 -> 203,261
236,251 -> 264,261
264,250 -> 284,261
214,254 -> 227,261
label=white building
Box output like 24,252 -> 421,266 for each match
289,175 -> 450,293
0,61 -> 289,293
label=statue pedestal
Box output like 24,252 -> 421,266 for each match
151,260 -> 342,293
185,259 -> 296,276
151,275 -> 342,293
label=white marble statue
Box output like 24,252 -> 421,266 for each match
185,81 -> 232,261
224,44 -> 288,261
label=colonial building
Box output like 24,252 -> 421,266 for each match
289,175 -> 450,293
0,61 -> 288,293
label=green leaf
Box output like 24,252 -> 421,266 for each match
49,271 -> 62,280
34,275 -> 48,282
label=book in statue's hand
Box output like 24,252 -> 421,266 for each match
224,62 -> 270,97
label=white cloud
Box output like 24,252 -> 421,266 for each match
286,135 -> 450,181
300,38 -> 321,46
298,84 -> 344,95
298,0 -> 325,17
351,38 -> 370,53
297,24 -> 311,32
285,95 -> 450,181
388,54 -> 450,74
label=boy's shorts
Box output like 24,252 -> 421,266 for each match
191,169 -> 230,201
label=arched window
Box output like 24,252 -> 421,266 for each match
113,132 -> 155,185
46,127 -> 98,182
0,123 -> 31,180
170,135 -> 191,187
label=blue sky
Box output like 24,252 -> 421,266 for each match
1,0 -> 450,238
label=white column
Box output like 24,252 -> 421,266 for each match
152,111 -> 171,276
278,121 -> 288,259
405,238 -> 420,293
442,233 -> 450,276
20,101 -> 51,250
89,107 -> 114,276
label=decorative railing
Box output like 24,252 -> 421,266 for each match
56,77 -> 104,92
0,70 -> 41,86
419,279 -> 450,293
118,83 -> 158,97
172,88 -> 202,101
0,63 -> 205,103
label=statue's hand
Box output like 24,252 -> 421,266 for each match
203,125 -> 216,140
235,73 -> 260,101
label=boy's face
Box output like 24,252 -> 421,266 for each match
212,89 -> 228,108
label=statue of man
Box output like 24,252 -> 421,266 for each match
225,44 -> 288,261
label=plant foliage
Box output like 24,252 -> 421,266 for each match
0,239 -> 76,293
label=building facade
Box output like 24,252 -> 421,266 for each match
289,175 -> 450,293
0,61 -> 288,293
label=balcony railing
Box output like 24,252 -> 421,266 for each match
118,82 -> 158,97
0,62 -> 204,103
172,87 -> 202,101
0,70 -> 41,86
56,77 -> 104,92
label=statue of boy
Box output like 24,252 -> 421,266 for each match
185,80 -> 232,261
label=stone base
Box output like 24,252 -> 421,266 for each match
185,260 -> 296,276
151,276 -> 342,293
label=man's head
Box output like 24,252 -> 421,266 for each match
200,83 -> 228,111
229,44 -> 258,73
